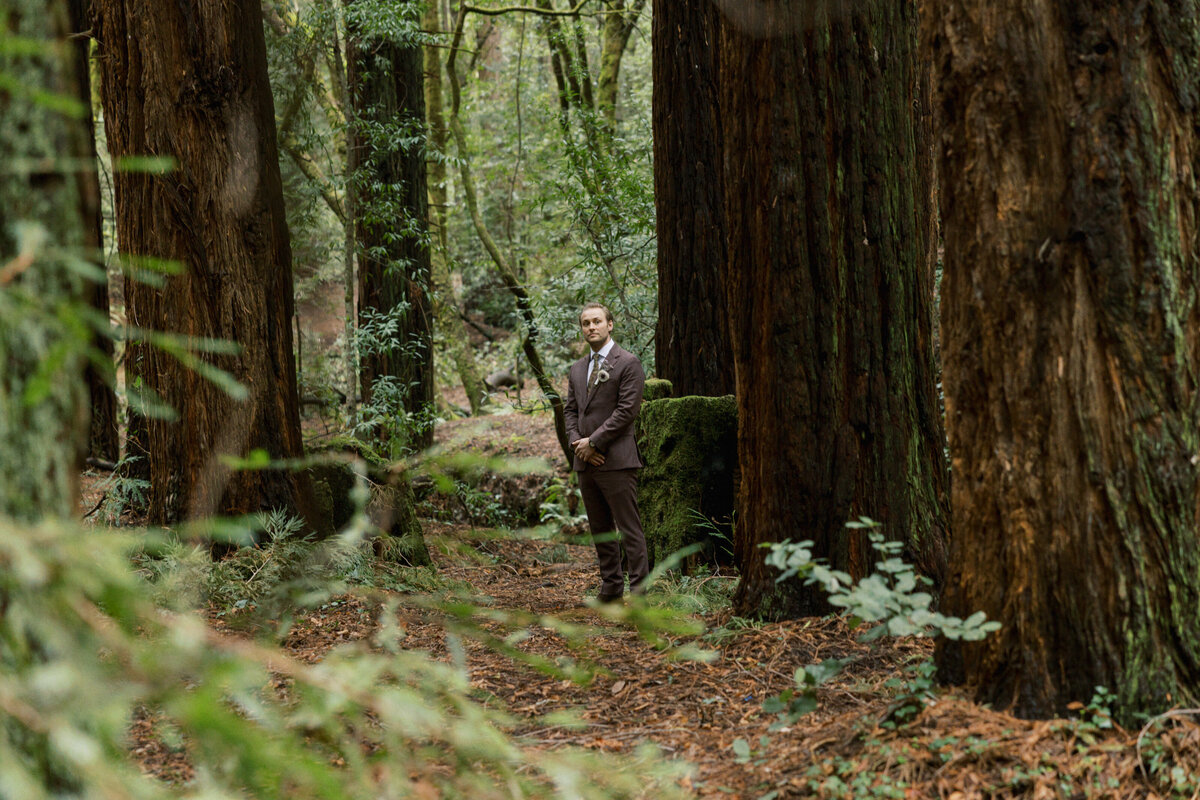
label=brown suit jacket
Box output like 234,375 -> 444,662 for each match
563,342 -> 646,472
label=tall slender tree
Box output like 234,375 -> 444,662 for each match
719,0 -> 947,619
345,0 -> 435,452
65,0 -> 120,463
651,0 -> 733,395
94,0 -> 314,524
929,0 -> 1200,720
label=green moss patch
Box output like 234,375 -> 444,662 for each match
642,378 -> 674,403
637,395 -> 737,571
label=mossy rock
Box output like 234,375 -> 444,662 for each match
637,395 -> 738,572
370,479 -> 431,567
303,441 -> 431,567
642,378 -> 674,403
304,461 -> 360,538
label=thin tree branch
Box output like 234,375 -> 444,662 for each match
280,135 -> 345,222
462,0 -> 592,17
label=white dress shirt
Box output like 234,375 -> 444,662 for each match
587,338 -> 615,384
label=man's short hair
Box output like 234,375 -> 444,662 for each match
578,302 -> 613,324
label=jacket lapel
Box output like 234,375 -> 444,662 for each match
573,355 -> 590,408
582,345 -> 621,413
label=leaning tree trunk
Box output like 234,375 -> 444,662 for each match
720,0 -> 948,620
651,0 -> 733,396
0,0 -> 93,521
346,0 -> 435,453
94,0 -> 314,525
929,0 -> 1200,721
67,0 -> 120,464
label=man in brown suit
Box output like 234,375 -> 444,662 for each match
563,302 -> 650,602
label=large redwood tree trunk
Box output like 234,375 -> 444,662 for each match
94,0 -> 313,524
720,0 -> 947,619
651,0 -> 733,396
929,0 -> 1200,720
346,1 -> 435,452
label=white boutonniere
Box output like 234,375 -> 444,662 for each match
596,367 -> 611,384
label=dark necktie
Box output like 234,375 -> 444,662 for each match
587,353 -> 603,394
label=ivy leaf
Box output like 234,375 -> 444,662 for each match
732,738 -> 751,760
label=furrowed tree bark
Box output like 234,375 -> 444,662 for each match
651,0 -> 733,396
68,0 -> 120,463
720,0 -> 948,619
929,0 -> 1200,721
0,0 -> 92,521
94,0 -> 315,525
345,0 -> 435,452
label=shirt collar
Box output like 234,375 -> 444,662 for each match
595,339 -> 615,360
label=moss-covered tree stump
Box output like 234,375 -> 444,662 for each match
304,442 -> 432,567
637,395 -> 737,571
642,378 -> 674,403
369,477 -> 431,567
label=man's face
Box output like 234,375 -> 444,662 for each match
580,309 -> 613,348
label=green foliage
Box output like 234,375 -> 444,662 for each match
1072,686 -> 1117,734
416,478 -> 502,527
646,565 -> 737,617
89,456 -> 150,526
538,108 -> 658,365
134,503 -> 444,623
879,658 -> 938,728
446,7 -> 657,368
537,475 -> 586,531
353,371 -> 439,458
341,0 -> 425,46
762,659 -> 848,726
765,518 -> 1001,643
730,735 -> 771,767
1137,709 -> 1200,797
0,517 -> 691,799
760,518 -> 1000,728
451,479 -> 514,527
0,229 -> 93,521
702,614 -> 767,645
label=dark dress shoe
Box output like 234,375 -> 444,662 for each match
595,592 -> 624,604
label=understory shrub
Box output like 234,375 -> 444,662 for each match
0,516 -> 692,799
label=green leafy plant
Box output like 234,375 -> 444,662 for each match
763,658 -> 848,727
760,517 -> 1001,726
538,475 -> 587,531
765,518 -> 1000,643
0,517 -> 692,799
89,455 -> 150,526
646,565 -> 737,616
731,735 -> 771,766
880,657 -> 938,728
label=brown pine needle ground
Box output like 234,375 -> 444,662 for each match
142,524 -> 1194,799
106,409 -> 1199,798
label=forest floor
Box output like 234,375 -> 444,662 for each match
85,404 -> 1200,799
